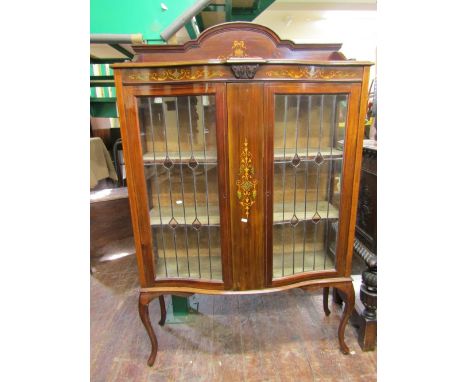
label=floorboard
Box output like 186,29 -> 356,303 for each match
91,247 -> 377,381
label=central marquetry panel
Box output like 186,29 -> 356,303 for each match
227,83 -> 265,290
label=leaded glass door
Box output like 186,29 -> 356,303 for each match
123,83 -> 229,286
265,83 -> 362,285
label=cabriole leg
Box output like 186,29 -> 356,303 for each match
333,287 -> 343,305
323,287 -> 331,316
138,292 -> 159,367
335,282 -> 356,354
158,295 -> 166,326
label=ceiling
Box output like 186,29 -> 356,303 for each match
254,0 -> 376,61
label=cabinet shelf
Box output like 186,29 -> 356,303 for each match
155,255 -> 223,281
273,147 -> 342,162
142,147 -> 342,165
149,204 -> 220,227
273,201 -> 339,224
149,200 -> 338,227
272,250 -> 335,277
143,151 -> 217,164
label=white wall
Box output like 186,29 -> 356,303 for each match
254,0 -> 376,79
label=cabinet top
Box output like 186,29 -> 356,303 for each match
112,22 -> 373,69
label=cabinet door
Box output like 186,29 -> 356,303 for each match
120,83 -> 230,288
264,83 -> 362,286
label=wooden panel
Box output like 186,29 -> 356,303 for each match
121,65 -> 364,85
227,83 -> 265,291
344,66 -> 371,276
115,23 -> 352,65
140,277 -> 352,295
259,65 -> 364,81
114,69 -> 154,287
122,66 -> 231,84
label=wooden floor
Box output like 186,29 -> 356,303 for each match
91,241 -> 377,382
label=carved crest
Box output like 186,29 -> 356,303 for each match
231,64 -> 259,79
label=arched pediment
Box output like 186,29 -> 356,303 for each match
131,22 -> 347,63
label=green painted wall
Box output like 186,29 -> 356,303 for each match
90,0 -> 197,43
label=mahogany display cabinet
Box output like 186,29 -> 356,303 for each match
112,22 -> 373,366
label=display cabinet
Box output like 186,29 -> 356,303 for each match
112,22 -> 372,366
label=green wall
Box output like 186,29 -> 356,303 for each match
90,0 -> 197,43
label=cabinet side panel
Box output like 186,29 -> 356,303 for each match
114,70 -> 155,287
227,83 -> 265,290
344,67 -> 371,276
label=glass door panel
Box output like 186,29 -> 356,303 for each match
137,95 -> 222,280
272,94 -> 348,278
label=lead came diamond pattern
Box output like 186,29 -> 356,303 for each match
140,94 -> 226,281
314,152 -> 324,165
269,93 -> 347,278
291,153 -> 301,167
290,214 -> 299,227
163,156 -> 174,169
311,212 -> 321,224
192,217 -> 202,231
188,156 -> 198,170
168,217 -> 178,229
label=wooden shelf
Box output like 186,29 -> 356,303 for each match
143,151 -> 217,164
273,147 -> 343,162
142,147 -> 343,165
149,204 -> 220,227
149,200 -> 338,227
154,251 -> 335,280
273,201 -> 339,224
272,250 -> 335,278
155,255 -> 222,281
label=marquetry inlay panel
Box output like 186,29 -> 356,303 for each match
123,67 -> 228,82
262,66 -> 363,81
236,138 -> 258,219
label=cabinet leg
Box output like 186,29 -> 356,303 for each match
333,287 -> 343,305
158,295 -> 166,326
323,287 -> 331,316
138,292 -> 159,367
335,282 -> 355,355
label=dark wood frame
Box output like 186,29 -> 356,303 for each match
113,22 -> 372,366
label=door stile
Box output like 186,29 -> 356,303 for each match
227,83 -> 266,290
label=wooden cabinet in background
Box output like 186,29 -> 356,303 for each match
353,142 -> 377,350
113,23 -> 373,366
